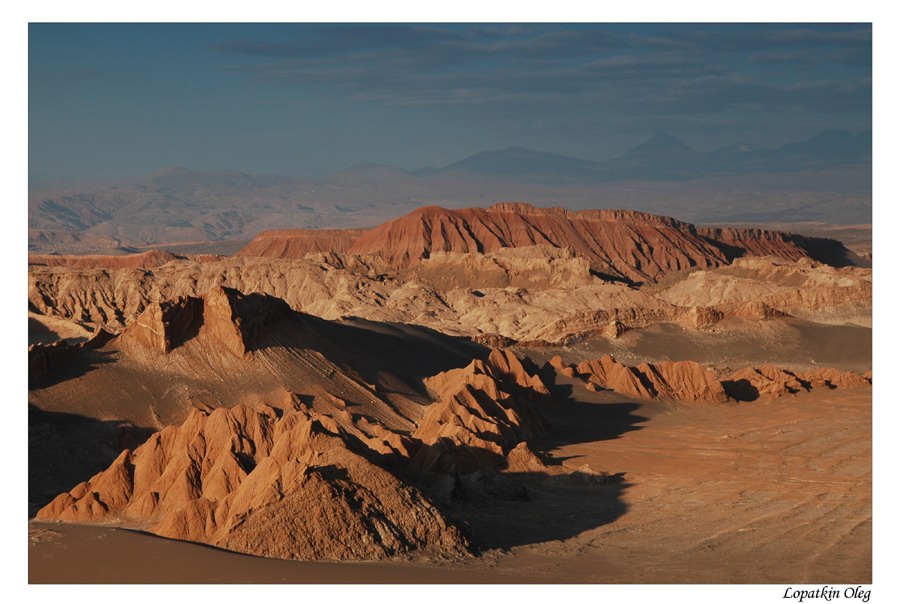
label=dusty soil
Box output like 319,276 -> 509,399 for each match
526,320 -> 873,374
30,386 -> 870,583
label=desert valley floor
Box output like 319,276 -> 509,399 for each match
30,386 -> 871,583
27,204 -> 872,583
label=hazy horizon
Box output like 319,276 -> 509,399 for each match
29,23 -> 872,180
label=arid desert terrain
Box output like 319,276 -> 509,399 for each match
28,203 -> 872,583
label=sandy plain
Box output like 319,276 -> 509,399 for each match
30,381 -> 870,583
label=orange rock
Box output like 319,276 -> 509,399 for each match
28,250 -> 178,270
576,355 -> 654,399
798,367 -> 870,389
725,365 -> 807,400
341,203 -> 845,283
237,229 -> 366,259
413,349 -> 549,471
37,403 -> 469,561
118,297 -> 203,354
636,360 -> 730,404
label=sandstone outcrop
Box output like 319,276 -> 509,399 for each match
29,327 -> 114,385
238,203 -> 854,284
572,355 -> 728,403
722,365 -> 808,400
28,250 -> 178,270
655,256 -> 871,327
117,297 -> 203,354
575,356 -> 655,400
37,404 -> 469,561
798,367 -> 871,389
237,228 -> 366,259
635,360 -> 730,404
29,241 -> 870,347
557,356 -> 870,404
349,204 -> 716,282
29,341 -> 79,385
411,349 -> 549,472
696,226 -> 855,267
721,366 -> 870,400
116,287 -> 294,358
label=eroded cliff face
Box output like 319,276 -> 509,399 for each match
34,343 -> 559,560
411,349 -> 550,473
117,297 -> 204,355
27,202 -> 872,570
38,404 -> 469,561
235,203 -> 855,284
27,204 -> 869,349
342,203 -> 826,282
236,228 -> 366,259
28,249 -> 872,352
32,286 -> 871,562
654,256 -> 872,327
551,354 -> 871,404
28,250 -> 179,270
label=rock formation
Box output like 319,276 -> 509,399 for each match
236,203 -> 855,285
555,355 -> 870,404
37,404 -> 469,561
411,349 -> 549,473
720,365 -> 871,401
27,204 -> 872,570
28,250 -> 178,270
117,297 -> 204,354
236,228 -> 366,259
798,367 -> 871,390
655,256 -> 872,327
571,355 -> 728,403
29,328 -> 113,385
30,244 -> 869,351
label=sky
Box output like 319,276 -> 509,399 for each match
28,23 -> 872,179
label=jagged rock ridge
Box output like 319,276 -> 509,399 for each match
237,228 -> 367,259
238,203 -> 857,283
36,345 -> 559,559
550,354 -> 871,403
37,404 -> 469,560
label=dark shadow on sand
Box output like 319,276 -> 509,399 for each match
28,405 -> 155,516
29,347 -> 117,389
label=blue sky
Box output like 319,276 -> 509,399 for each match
28,23 -> 872,179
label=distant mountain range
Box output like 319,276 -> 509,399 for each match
28,129 -> 872,254
411,129 -> 872,183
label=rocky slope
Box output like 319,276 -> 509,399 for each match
31,275 -> 870,562
652,256 -> 872,327
28,250 -> 179,269
236,228 -> 366,259
238,203 -> 857,284
548,354 -> 871,404
29,284 -> 486,431
33,289 -> 561,560
411,349 -> 550,473
29,248 -> 871,350
37,404 -> 469,561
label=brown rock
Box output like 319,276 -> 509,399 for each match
636,360 -> 730,404
504,442 -> 549,473
798,367 -> 870,389
28,250 -> 178,270
412,349 -> 549,471
237,229 -> 366,259
576,355 -> 654,399
118,297 -> 203,354
37,404 -> 469,561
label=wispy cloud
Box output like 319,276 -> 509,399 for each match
211,23 -> 871,131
